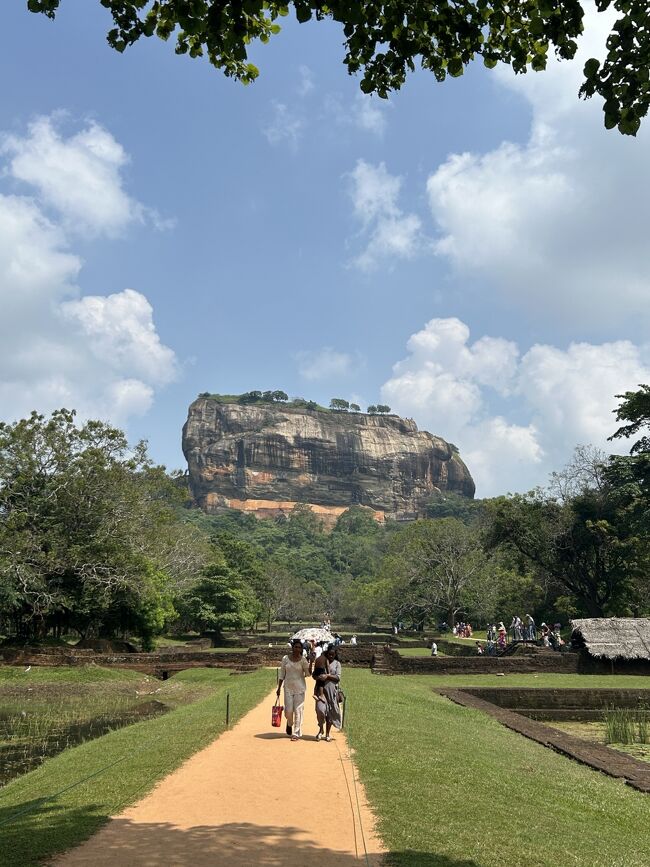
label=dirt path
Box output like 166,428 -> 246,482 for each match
53,687 -> 386,866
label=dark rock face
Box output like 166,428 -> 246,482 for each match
182,398 -> 475,522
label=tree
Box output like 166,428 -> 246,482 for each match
272,390 -> 289,402
383,518 -> 490,627
239,390 -> 262,403
367,405 -> 377,414
610,384 -> 650,455
178,559 -> 259,637
350,403 -> 361,413
329,398 -> 349,411
376,405 -> 391,414
29,1 -> 649,135
0,409 -> 208,644
427,491 -> 484,524
485,447 -> 650,617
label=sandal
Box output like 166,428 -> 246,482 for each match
291,735 -> 299,741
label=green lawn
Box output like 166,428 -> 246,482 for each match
344,670 -> 650,867
0,666 -> 274,867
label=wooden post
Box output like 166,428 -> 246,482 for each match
226,692 -> 230,726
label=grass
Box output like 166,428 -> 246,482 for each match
397,647 -> 446,657
551,720 -> 650,766
0,666 -> 274,867
604,707 -> 650,745
344,670 -> 650,867
388,672 -> 650,689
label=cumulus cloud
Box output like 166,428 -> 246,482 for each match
0,117 -> 177,427
0,116 -> 161,237
348,160 -> 423,271
262,101 -> 303,151
381,317 -> 650,495
426,4 -> 650,324
296,347 -> 361,381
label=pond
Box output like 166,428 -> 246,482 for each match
0,690 -> 169,786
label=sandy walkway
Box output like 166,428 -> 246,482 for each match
54,687 -> 386,866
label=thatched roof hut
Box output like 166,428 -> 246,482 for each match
571,618 -> 650,660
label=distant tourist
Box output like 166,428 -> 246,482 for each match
277,638 -> 310,741
476,642 -> 484,655
350,635 -> 358,646
431,641 -> 438,657
497,622 -> 507,651
525,614 -> 536,640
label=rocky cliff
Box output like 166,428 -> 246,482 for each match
182,398 -> 475,523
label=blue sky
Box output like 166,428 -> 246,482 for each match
1,1 -> 649,495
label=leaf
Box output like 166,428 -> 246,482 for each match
583,57 -> 600,79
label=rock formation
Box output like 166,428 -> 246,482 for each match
182,397 -> 475,523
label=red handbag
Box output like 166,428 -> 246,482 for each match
271,698 -> 283,728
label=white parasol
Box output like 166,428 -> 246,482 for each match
291,627 -> 333,643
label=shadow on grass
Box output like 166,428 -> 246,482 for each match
0,798 -> 109,867
0,808 -> 482,866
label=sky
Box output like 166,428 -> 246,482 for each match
0,2 -> 649,497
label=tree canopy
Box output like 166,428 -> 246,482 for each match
29,0 -> 650,134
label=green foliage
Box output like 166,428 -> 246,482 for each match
375,404 -> 391,414
0,410 -> 209,643
609,383 -> 650,454
177,559 -> 260,636
329,397 -> 350,411
28,1 -> 649,134
382,518 -> 491,626
485,466 -> 650,617
426,490 -> 485,523
367,405 -> 377,414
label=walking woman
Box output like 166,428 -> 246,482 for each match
277,638 -> 310,741
314,644 -> 343,741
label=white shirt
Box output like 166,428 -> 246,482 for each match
280,655 -> 310,694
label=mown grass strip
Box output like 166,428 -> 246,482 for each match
344,670 -> 650,867
0,667 -> 274,866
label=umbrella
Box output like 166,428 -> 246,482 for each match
291,627 -> 333,643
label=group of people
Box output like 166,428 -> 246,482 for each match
482,617 -> 564,651
452,622 -> 473,638
276,638 -> 343,742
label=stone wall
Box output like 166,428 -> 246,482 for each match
251,645 -> 376,668
388,650 -> 581,675
459,686 -> 650,720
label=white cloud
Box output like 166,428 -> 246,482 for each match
324,93 -> 389,138
297,65 -> 314,97
426,4 -> 650,324
382,317 -> 650,495
354,94 -> 388,137
296,347 -> 359,381
0,116 -> 153,238
62,288 -> 177,386
348,160 -> 423,271
0,118 -> 177,428
263,101 -> 303,151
